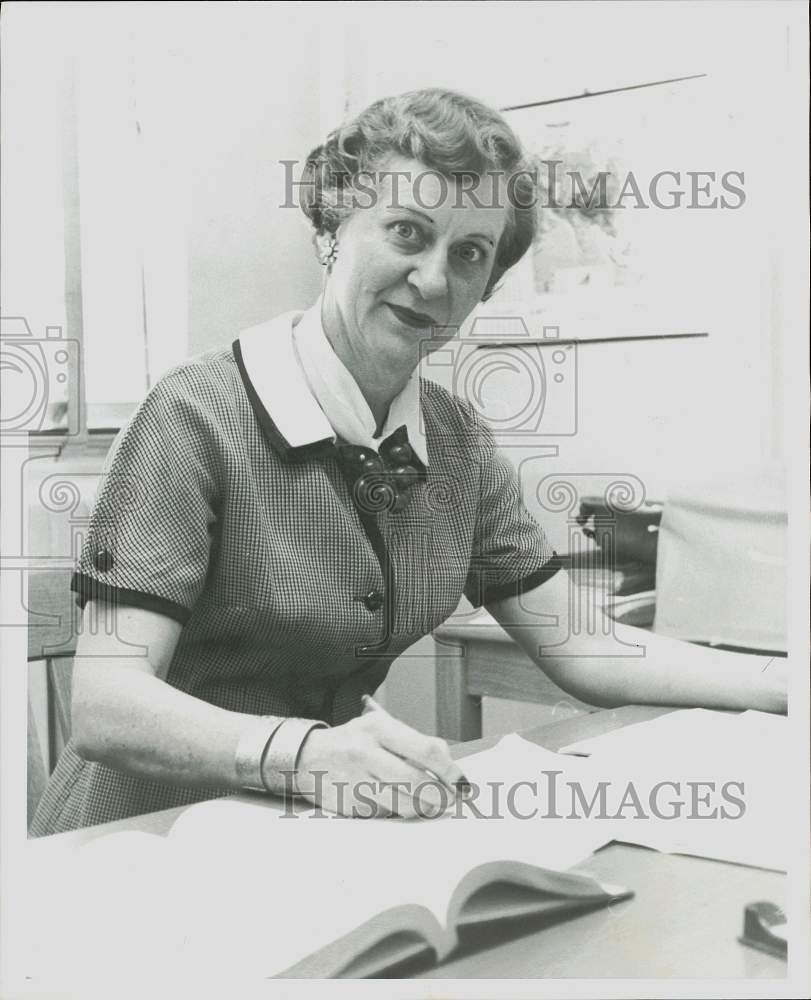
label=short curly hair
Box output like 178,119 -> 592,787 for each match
299,88 -> 538,301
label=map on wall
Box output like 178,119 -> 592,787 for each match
470,74 -> 762,342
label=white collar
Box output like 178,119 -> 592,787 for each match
293,299 -> 428,466
233,303 -> 428,466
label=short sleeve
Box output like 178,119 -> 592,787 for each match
71,369 -> 221,625
463,414 -> 561,608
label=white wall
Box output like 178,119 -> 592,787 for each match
340,2 -> 783,113
133,7 -> 328,355
0,7 -> 68,352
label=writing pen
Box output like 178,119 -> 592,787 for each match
361,694 -> 472,797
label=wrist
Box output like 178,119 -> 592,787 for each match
233,716 -> 285,791
260,717 -> 329,796
753,660 -> 788,714
707,652 -> 788,714
296,724 -> 328,769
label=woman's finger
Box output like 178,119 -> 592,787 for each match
365,713 -> 468,795
303,768 -> 392,819
367,749 -> 450,818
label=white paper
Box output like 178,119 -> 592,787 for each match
550,711 -> 789,870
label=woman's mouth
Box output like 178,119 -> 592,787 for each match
386,303 -> 436,329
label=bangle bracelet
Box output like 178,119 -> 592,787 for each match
234,716 -> 285,791
261,717 -> 328,796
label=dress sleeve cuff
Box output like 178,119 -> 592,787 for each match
70,572 -> 192,626
480,553 -> 563,607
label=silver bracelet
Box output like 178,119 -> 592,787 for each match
234,716 -> 285,791
260,717 -> 329,797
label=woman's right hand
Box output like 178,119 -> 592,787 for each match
294,708 -> 470,818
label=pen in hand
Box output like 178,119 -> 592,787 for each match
361,694 -> 472,800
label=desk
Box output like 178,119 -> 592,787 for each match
433,592 -> 658,741
425,707 -> 786,979
30,706 -> 785,979
434,609 -> 600,741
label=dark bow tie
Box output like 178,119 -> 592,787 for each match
336,425 -> 426,513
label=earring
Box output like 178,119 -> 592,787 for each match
318,234 -> 339,267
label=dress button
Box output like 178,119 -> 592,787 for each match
363,589 -> 384,612
93,549 -> 114,572
387,443 -> 412,464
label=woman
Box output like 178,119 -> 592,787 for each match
30,89 -> 786,835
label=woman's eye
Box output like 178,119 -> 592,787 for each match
392,221 -> 419,241
457,243 -> 486,264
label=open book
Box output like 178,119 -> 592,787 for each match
165,789 -> 626,980
24,742 -> 627,983
279,856 -> 630,978
26,714 -> 785,984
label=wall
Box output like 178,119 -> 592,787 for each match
146,9 -> 327,355
340,2 -> 782,116
342,2 -> 793,734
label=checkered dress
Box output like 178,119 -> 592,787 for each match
30,315 -> 558,836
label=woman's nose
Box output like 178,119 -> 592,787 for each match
407,248 -> 448,301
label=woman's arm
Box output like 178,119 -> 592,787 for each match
71,601 -> 258,789
487,568 -> 787,714
71,600 -> 467,814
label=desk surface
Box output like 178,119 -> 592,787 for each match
32,705 -> 785,979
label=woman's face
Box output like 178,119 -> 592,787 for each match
321,154 -> 508,370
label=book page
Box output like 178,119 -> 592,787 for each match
21,738 -> 628,985
552,710 -> 790,870
21,832 -> 185,986
21,739 -> 612,984
164,743 -> 610,961
447,724 -> 788,872
24,809 -> 427,982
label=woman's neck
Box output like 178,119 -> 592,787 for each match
340,350 -> 411,436
320,300 -> 416,434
